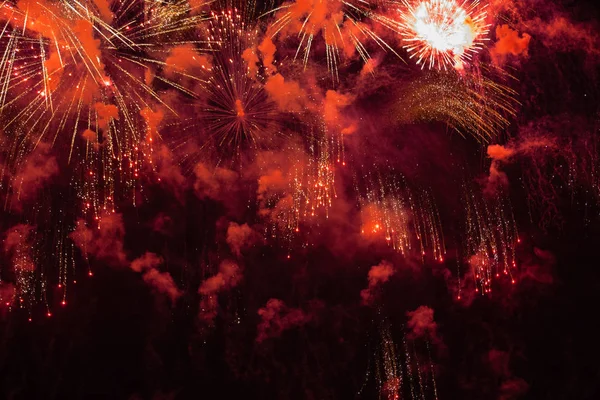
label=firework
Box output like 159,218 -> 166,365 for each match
395,68 -> 517,143
0,0 -> 210,215
253,121 -> 343,260
301,123 -> 340,217
264,0 -> 404,80
190,9 -> 281,162
257,124 -> 340,252
356,169 -> 445,261
3,225 -> 37,312
359,320 -> 439,400
398,0 -> 490,70
0,184 -> 86,317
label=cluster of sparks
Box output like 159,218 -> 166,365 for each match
266,0 -> 489,79
259,125 -> 341,254
357,170 -> 445,262
462,186 -> 519,296
197,9 -> 280,157
396,69 -> 517,143
398,0 -> 490,70
359,321 -> 439,400
0,0 -> 536,319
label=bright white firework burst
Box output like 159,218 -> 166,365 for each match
398,0 -> 490,70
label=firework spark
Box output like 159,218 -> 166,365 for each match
398,0 -> 490,70
258,123 -> 340,250
264,0 -> 404,81
356,169 -> 445,261
359,320 -> 439,400
197,9 -> 280,160
395,68 -> 517,143
463,184 -> 518,295
0,0 -> 210,215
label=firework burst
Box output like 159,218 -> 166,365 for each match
264,0 -> 404,81
196,9 -> 281,160
398,0 -> 489,70
462,184 -> 518,295
356,169 -> 445,261
395,68 -> 517,143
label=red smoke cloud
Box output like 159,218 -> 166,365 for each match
72,19 -> 107,82
152,213 -> 174,235
226,222 -> 261,257
268,0 -> 344,41
92,0 -> 114,23
164,45 -> 211,77
0,283 -> 16,308
487,349 -> 529,400
81,129 -> 99,146
163,44 -> 211,90
151,145 -> 186,196
255,161 -> 297,224
406,305 -> 445,353
257,168 -> 288,201
518,248 -> 555,286
131,253 -> 181,305
529,16 -> 599,56
140,107 -> 164,143
360,261 -> 395,305
323,90 -> 353,123
264,74 -> 307,112
323,90 -> 355,133
4,224 -> 32,252
3,225 -> 36,307
130,252 -> 162,273
70,213 -> 127,266
256,298 -> 314,343
406,305 -> 439,342
14,0 -> 56,37
242,47 -> 260,76
267,0 -> 371,65
142,269 -> 181,306
360,57 -> 380,77
193,163 -> 238,200
199,260 -> 241,295
94,102 -> 120,132
258,37 -> 277,72
198,260 -> 241,324
499,378 -> 529,400
11,144 -> 58,206
71,218 -> 180,304
488,349 -> 511,377
490,25 -> 531,66
484,137 -> 557,196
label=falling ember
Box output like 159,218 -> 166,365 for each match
356,170 -> 445,260
360,320 -> 440,399
462,185 -> 518,293
398,0 -> 489,70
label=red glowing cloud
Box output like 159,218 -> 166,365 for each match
361,261 -> 395,305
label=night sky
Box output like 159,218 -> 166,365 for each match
1,0 -> 599,399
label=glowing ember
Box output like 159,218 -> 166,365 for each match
399,0 -> 490,70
